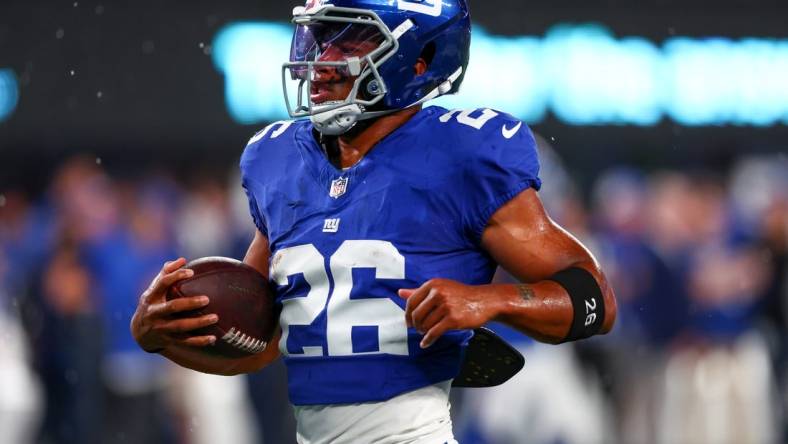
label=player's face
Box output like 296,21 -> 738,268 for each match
310,39 -> 378,104
289,22 -> 384,105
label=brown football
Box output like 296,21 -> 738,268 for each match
167,256 -> 277,358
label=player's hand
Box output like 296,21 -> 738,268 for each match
398,279 -> 500,349
130,258 -> 219,352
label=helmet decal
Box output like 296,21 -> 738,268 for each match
397,0 -> 442,17
304,0 -> 324,10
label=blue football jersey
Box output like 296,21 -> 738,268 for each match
240,106 -> 541,405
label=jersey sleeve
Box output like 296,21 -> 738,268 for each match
239,138 -> 269,237
237,119 -> 301,240
458,116 -> 542,242
242,178 -> 268,236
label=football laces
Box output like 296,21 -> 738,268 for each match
222,327 -> 267,354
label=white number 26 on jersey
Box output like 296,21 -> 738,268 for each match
271,240 -> 408,357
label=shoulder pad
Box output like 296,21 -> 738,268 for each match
246,120 -> 301,147
432,107 -> 532,154
437,107 -> 524,136
241,119 -> 307,172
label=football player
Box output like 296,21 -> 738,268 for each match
131,1 -> 617,442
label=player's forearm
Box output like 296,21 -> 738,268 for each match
493,264 -> 617,344
488,281 -> 572,343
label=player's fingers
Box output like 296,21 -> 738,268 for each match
158,314 -> 219,334
155,268 -> 195,291
410,288 -> 440,332
148,268 -> 190,297
177,335 -> 217,348
160,296 -> 210,315
397,289 -> 416,299
418,304 -> 447,334
420,319 -> 453,349
162,258 -> 187,274
402,284 -> 432,328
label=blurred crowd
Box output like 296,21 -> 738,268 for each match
0,145 -> 785,444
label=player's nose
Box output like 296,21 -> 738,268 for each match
313,65 -> 344,84
313,65 -> 341,82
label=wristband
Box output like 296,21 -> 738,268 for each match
548,267 -> 605,342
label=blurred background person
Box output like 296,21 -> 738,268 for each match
0,191 -> 44,444
588,168 -> 686,444
653,173 -> 779,444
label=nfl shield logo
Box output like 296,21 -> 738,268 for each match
329,177 -> 349,199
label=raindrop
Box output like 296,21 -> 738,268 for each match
550,136 -> 556,142
73,1 -> 78,6
198,42 -> 205,48
97,91 -> 103,99
96,157 -> 102,165
69,69 -> 75,76
0,194 -> 6,207
202,44 -> 212,56
55,28 -> 65,39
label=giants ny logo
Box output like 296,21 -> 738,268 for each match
323,218 -> 341,233
398,0 -> 442,17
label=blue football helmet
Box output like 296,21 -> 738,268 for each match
282,0 -> 471,135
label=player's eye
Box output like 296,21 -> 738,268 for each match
339,44 -> 359,55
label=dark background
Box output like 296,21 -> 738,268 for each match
1,0 -> 786,192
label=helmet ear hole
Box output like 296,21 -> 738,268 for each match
420,41 -> 437,67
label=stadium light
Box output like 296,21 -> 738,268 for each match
212,22 -> 788,127
0,69 -> 19,124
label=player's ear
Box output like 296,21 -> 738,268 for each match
414,58 -> 428,76
415,41 -> 435,77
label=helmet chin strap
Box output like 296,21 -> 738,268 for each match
310,101 -> 402,136
310,102 -> 363,136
